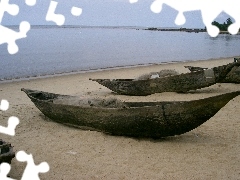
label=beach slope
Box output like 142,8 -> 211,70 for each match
0,57 -> 240,179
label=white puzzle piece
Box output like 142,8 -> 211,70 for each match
46,1 -> 82,25
0,116 -> 19,136
0,21 -> 31,54
45,0 -> 65,26
0,163 -> 16,180
0,100 -> 9,111
0,100 -> 19,136
16,151 -> 50,180
0,0 -> 19,23
71,6 -> 82,17
0,0 -> 31,54
25,0 -> 37,6
129,0 -> 138,4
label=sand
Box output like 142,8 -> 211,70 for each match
1,57 -> 240,179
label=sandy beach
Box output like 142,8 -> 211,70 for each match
1,57 -> 240,179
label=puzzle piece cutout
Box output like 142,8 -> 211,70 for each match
0,100 -> 19,136
0,0 -> 36,23
46,0 -> 82,26
71,6 -> 82,17
129,0 -> 138,4
0,151 -> 49,180
0,0 -> 34,54
0,21 -> 31,54
0,99 -> 49,179
0,0 -> 19,23
25,0 -> 37,6
46,1 -> 65,26
0,116 -> 19,136
16,151 -> 50,180
0,100 -> 9,111
131,0 -> 240,37
0,163 -> 16,180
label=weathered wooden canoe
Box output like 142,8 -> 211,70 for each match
21,88 -> 240,138
90,62 -> 240,96
184,66 -> 208,72
186,65 -> 240,84
221,66 -> 240,83
0,139 -> 15,164
234,57 -> 240,62
185,59 -> 240,84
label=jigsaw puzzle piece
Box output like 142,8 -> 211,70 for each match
129,0 -> 138,4
222,0 -> 240,35
25,0 -> 37,6
46,0 -> 65,26
0,116 -> 19,136
71,6 -> 82,17
200,0 -> 227,37
16,151 -> 49,180
0,0 -> 19,23
0,100 -> 9,111
0,21 -> 30,54
0,163 -> 16,180
175,12 -> 186,25
201,10 -> 220,37
0,99 -> 19,136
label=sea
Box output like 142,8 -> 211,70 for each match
1,26 -> 240,81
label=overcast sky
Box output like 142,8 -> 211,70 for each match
2,0 -> 230,28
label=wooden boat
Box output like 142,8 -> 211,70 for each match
0,139 -> 15,164
184,66 -> 208,72
185,58 -> 240,84
234,57 -> 240,62
90,62 -> 240,96
21,88 -> 240,138
186,65 -> 240,84
221,66 -> 240,83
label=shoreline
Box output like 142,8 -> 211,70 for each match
0,56 -> 239,84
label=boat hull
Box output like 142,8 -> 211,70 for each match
91,62 -> 240,96
22,89 -> 240,138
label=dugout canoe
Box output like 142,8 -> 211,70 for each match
0,139 -> 15,164
185,65 -> 240,84
90,61 -> 240,96
184,66 -> 208,72
184,56 -> 240,73
184,58 -> 240,84
221,65 -> 240,83
21,88 -> 240,138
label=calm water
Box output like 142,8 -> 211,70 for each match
1,27 -> 240,80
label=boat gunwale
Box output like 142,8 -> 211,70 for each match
21,90 -> 167,110
21,88 -> 240,110
90,70 -> 203,82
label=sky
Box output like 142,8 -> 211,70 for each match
2,0 -> 230,28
